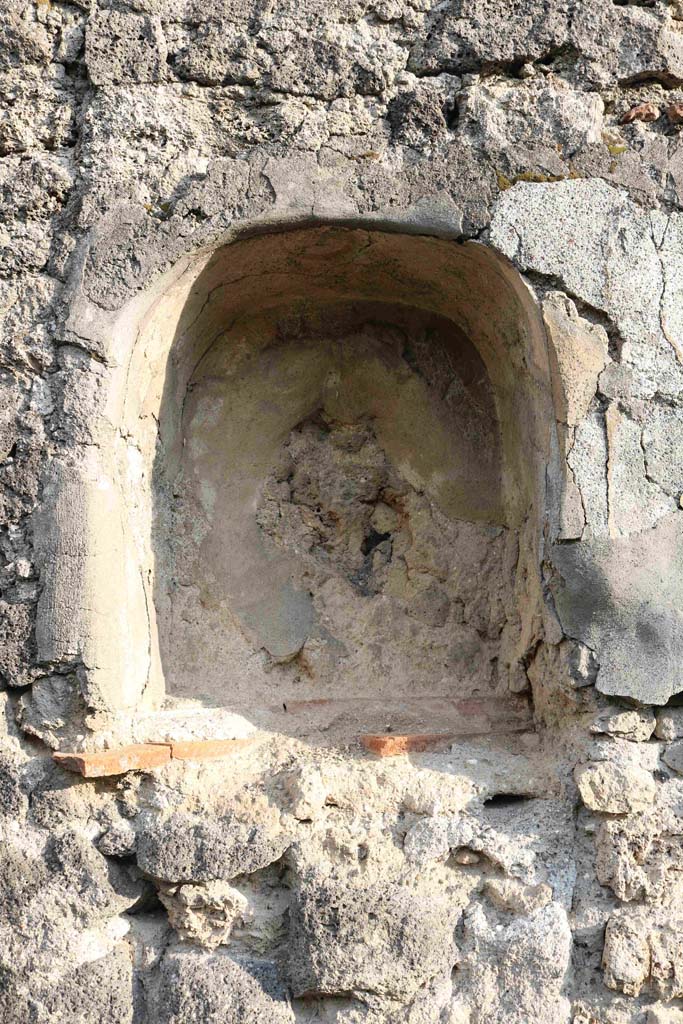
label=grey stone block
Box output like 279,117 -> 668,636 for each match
287,873 -> 459,999
137,815 -> 291,882
154,949 -> 294,1024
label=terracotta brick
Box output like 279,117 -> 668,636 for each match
620,101 -> 660,124
170,737 -> 257,761
361,733 -> 455,757
53,743 -> 172,777
667,102 -> 683,124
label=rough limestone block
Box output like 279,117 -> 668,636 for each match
595,798 -> 683,904
551,514 -> 683,705
454,903 -> 572,1024
604,910 -> 683,1000
490,179 -> 668,352
543,292 -> 609,428
0,945 -> 134,1024
403,816 -> 454,865
158,880 -> 251,949
485,878 -> 553,915
461,76 -> 603,163
589,707 -> 656,742
640,403 -> 683,500
605,404 -> 676,537
0,600 -> 36,688
154,949 -> 294,1024
284,766 -> 328,821
0,752 -> 27,819
603,912 -> 651,996
566,411 -> 609,536
655,708 -> 683,742
85,11 -> 167,87
574,761 -> 656,814
287,873 -> 459,999
136,815 -> 291,883
96,826 -> 137,859
408,0 -> 571,77
662,740 -> 683,775
648,1006 -> 683,1024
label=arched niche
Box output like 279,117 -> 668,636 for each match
42,225 -> 559,740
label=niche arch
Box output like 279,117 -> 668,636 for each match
62,224 -> 561,739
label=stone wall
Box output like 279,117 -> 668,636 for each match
4,1 -> 683,1021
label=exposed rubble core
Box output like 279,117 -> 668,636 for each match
161,316 -> 524,729
5,0 -> 683,1021
254,409 -> 517,696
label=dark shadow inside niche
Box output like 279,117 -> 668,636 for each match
142,227 -> 550,744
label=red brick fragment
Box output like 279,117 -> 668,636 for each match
170,737 -> 256,761
666,102 -> 683,124
361,733 -> 455,757
53,743 -> 172,777
620,102 -> 660,124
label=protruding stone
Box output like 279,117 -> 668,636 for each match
662,739 -> 683,775
648,1005 -> 683,1024
287,873 -> 459,999
137,815 -> 291,883
543,292 -> 609,428
284,767 -> 327,821
655,707 -> 683,742
403,817 -> 451,864
96,826 -> 137,858
574,761 -> 656,814
485,878 -> 553,914
589,707 -> 656,742
154,949 -> 295,1023
158,880 -> 251,949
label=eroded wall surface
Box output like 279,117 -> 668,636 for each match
164,311 -> 514,721
4,1 -> 683,1022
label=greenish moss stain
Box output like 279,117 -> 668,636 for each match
496,168 -> 584,191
